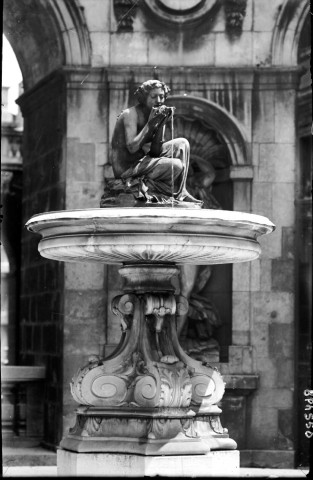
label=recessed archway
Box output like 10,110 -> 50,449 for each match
3,0 -> 91,90
271,0 -> 309,66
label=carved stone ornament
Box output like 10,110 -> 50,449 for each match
224,0 -> 247,37
113,0 -> 139,32
143,0 -> 218,27
69,288 -> 223,410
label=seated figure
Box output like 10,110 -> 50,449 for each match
100,79 -> 202,207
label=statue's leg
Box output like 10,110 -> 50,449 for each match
126,156 -> 183,199
161,139 -> 202,203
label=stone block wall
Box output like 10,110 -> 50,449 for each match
18,72 -> 66,447
62,69 -> 109,433
248,71 -> 298,465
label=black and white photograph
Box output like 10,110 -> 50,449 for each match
1,0 -> 311,477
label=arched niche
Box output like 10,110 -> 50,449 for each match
165,96 -> 252,362
3,0 -> 91,90
271,0 -> 309,66
167,95 -> 253,211
168,95 -> 250,166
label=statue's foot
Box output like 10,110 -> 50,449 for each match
178,190 -> 203,204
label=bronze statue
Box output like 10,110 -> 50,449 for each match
100,80 -> 222,362
100,79 -> 202,207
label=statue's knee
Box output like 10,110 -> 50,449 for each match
172,158 -> 183,177
176,137 -> 190,149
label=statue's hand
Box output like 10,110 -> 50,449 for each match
163,107 -> 174,124
147,111 -> 167,132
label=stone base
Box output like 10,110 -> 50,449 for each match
57,449 -> 240,477
59,406 -> 237,456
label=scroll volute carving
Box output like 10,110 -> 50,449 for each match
112,293 -> 136,331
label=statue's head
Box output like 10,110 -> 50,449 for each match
134,80 -> 170,105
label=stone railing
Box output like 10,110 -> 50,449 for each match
1,366 -> 46,446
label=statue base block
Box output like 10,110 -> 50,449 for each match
57,449 -> 240,477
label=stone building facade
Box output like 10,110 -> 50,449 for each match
2,0 -> 311,468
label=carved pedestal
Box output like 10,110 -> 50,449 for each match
60,264 -> 236,456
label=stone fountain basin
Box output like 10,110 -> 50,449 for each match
26,208 -> 275,265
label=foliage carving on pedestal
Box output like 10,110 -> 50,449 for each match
70,292 -> 225,411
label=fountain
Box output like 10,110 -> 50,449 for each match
26,206 -> 274,477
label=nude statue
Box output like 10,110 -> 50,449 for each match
100,79 -> 202,206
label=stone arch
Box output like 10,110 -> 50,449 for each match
3,0 -> 91,90
168,95 -> 250,167
271,0 -> 309,66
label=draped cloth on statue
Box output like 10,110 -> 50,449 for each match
121,138 -> 189,201
100,138 -> 194,206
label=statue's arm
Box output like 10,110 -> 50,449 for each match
124,108 -> 167,155
123,109 -> 147,154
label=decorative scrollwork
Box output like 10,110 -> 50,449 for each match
112,293 -> 136,331
190,374 -> 216,407
133,374 -> 159,408
91,375 -> 128,403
